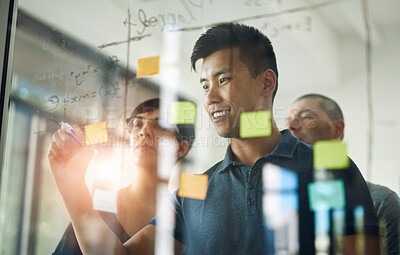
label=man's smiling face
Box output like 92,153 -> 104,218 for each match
200,47 -> 265,138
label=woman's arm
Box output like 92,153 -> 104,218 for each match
48,126 -> 185,255
124,225 -> 185,255
48,127 -> 130,255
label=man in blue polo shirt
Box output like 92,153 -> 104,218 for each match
160,22 -> 379,255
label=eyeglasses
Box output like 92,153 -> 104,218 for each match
286,111 -> 317,129
126,117 -> 179,135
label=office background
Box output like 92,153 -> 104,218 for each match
0,0 -> 399,254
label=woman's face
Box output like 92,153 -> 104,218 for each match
128,109 -> 179,169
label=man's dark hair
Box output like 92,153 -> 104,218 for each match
295,94 -> 344,139
191,23 -> 279,103
128,98 -> 196,154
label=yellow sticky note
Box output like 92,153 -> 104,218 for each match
313,140 -> 349,170
136,56 -> 160,78
170,101 -> 197,124
177,173 -> 208,200
85,121 -> 108,145
240,110 -> 271,138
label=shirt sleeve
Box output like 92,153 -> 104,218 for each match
148,191 -> 187,245
52,223 -> 83,255
378,192 -> 400,255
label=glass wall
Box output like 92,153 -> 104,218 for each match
0,0 -> 399,254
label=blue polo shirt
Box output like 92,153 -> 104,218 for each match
153,130 -> 379,254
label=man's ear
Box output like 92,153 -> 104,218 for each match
177,140 -> 190,159
332,119 -> 345,140
260,69 -> 276,97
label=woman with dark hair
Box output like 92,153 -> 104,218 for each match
48,98 -> 195,254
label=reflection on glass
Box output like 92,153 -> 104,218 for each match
332,209 -> 345,254
0,0 -> 398,254
354,206 -> 365,254
263,163 -> 299,254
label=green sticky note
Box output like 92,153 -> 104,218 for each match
308,180 -> 345,211
313,140 -> 349,170
240,110 -> 271,138
170,101 -> 196,124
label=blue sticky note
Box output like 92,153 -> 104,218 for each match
308,180 -> 345,211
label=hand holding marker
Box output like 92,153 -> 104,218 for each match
50,119 -> 100,161
51,119 -> 107,147
58,121 -> 84,146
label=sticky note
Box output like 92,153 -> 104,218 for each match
93,189 -> 118,213
170,101 -> 197,124
313,140 -> 349,170
308,180 -> 345,211
240,110 -> 271,138
85,121 -> 108,145
136,56 -> 160,78
177,173 -> 208,200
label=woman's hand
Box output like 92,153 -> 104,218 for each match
48,125 -> 95,188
